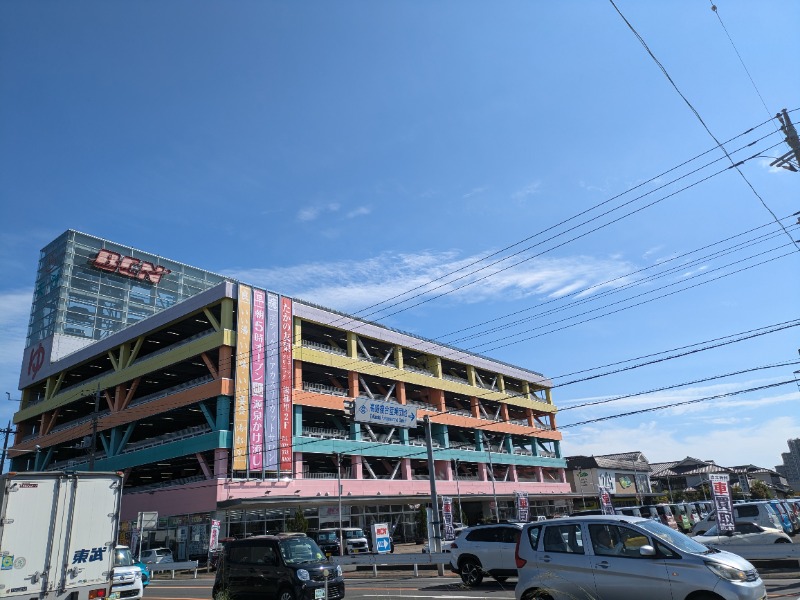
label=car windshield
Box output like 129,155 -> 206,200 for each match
114,548 -> 134,567
318,532 -> 338,543
636,519 -> 710,554
344,529 -> 365,539
279,538 -> 326,565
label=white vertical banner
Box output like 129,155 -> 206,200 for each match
515,491 -> 530,522
710,474 -> 734,532
598,486 -> 615,515
442,496 -> 455,541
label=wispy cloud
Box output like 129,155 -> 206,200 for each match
224,249 -> 635,314
512,181 -> 542,200
462,187 -> 487,199
297,203 -> 341,222
346,206 -> 372,219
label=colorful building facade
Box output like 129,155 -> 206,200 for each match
11,230 -> 572,557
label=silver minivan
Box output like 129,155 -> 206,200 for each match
514,515 -> 766,600
691,501 -> 783,536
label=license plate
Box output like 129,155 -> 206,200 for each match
314,589 -> 326,599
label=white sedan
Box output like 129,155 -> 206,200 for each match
694,521 -> 792,545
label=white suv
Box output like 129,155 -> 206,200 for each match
139,547 -> 174,564
112,546 -> 143,600
449,523 -> 523,587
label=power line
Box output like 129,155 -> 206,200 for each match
560,379 -> 797,428
559,358 -> 800,412
609,0 -> 800,253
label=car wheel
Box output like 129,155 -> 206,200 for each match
521,591 -> 553,600
278,588 -> 296,600
775,538 -> 790,543
459,558 -> 483,587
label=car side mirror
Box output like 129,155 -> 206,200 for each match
639,545 -> 656,557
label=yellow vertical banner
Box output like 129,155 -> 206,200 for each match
233,284 -> 252,471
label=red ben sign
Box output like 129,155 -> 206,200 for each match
90,249 -> 171,284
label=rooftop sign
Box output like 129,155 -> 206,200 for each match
90,249 -> 171,284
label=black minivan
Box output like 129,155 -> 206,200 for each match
212,534 -> 345,600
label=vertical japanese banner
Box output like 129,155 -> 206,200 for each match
233,284 -> 252,471
515,491 -> 530,522
209,520 -> 221,553
249,289 -> 266,472
279,296 -> 294,474
264,292 -> 280,471
442,497 -> 455,541
710,474 -> 734,532
598,486 -> 615,515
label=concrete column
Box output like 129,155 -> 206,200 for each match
470,397 -> 480,418
402,458 -> 412,480
497,374 -> 505,393
346,332 -> 357,359
478,462 -> 488,481
434,460 -> 453,481
293,404 -> 303,436
216,395 -> 232,431
396,381 -> 406,404
395,346 -> 404,370
214,448 -> 228,477
294,360 -> 302,389
294,453 -> 304,478
348,371 -> 359,398
500,403 -> 509,422
536,466 -> 544,482
351,455 -> 363,479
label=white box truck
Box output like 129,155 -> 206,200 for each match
0,471 -> 124,600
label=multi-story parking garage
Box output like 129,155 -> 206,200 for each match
11,230 -> 572,559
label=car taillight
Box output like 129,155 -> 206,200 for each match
514,538 -> 526,568
89,588 -> 107,599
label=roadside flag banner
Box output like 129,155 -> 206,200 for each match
515,491 -> 530,522
710,474 -> 734,532
209,519 -> 221,553
442,496 -> 455,541
598,486 -> 615,515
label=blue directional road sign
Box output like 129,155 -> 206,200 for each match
354,397 -> 417,429
372,523 -> 391,554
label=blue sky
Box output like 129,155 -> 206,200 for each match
1,1 -> 798,472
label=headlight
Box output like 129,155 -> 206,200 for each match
296,569 -> 310,581
336,565 -> 342,577
705,561 -> 748,582
135,572 -> 141,580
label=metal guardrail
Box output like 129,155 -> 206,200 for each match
148,560 -> 200,578
331,552 -> 451,577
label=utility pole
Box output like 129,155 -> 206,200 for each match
335,452 -> 344,558
89,388 -> 100,471
423,416 -> 444,575
771,108 -> 800,172
0,421 -> 14,475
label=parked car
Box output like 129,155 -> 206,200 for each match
766,500 -> 795,536
694,521 -> 792,545
668,503 -> 694,533
614,507 -> 642,518
449,522 -> 523,587
315,527 -> 369,555
140,547 -> 174,564
112,545 -> 144,600
774,500 -> 800,534
639,504 -> 678,530
133,559 -> 151,587
692,501 -> 783,536
307,529 -> 342,557
212,533 -> 344,600
514,515 -> 766,600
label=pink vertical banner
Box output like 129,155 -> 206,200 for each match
279,296 -> 294,473
249,289 -> 266,472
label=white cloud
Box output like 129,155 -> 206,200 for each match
462,186 -> 487,199
297,203 -> 341,222
512,181 -> 542,200
346,206 -> 372,219
224,250 -> 636,315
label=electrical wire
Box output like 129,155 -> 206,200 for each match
609,0 -> 800,253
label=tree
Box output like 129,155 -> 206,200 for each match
748,480 -> 772,500
415,505 -> 428,542
286,508 -> 308,532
